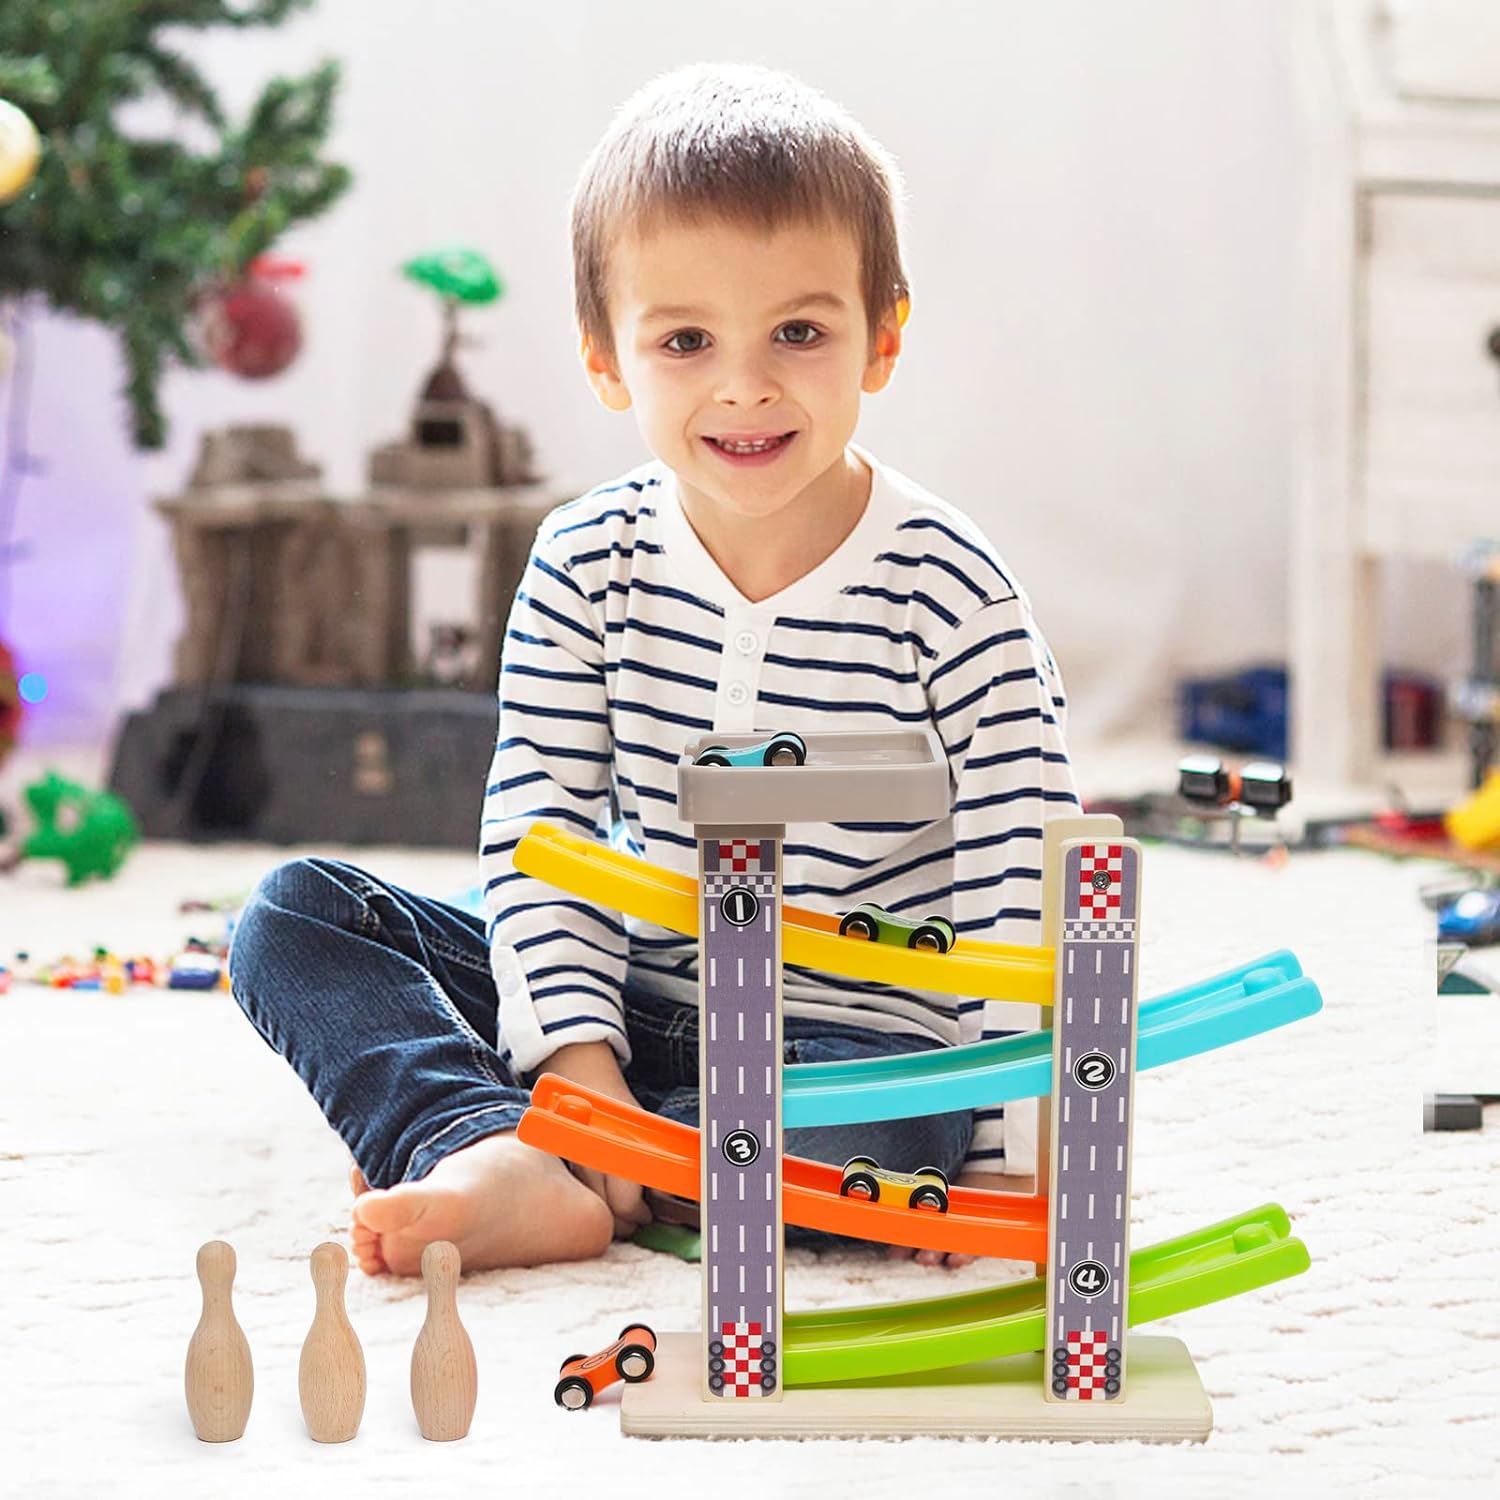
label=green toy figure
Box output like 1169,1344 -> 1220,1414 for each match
20,772 -> 140,886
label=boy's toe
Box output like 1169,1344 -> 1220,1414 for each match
350,1184 -> 427,1236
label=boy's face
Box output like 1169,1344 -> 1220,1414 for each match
582,214 -> 901,525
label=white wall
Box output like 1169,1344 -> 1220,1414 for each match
9,0 -> 1469,749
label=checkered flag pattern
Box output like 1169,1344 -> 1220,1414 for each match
715,838 -> 767,874
1078,844 -> 1124,920
704,871 -> 774,897
1065,1329 -> 1111,1400
1064,918 -> 1136,942
720,1321 -> 763,1398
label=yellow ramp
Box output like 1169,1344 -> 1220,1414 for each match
514,822 -> 1055,1005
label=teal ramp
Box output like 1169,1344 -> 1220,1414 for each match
783,950 -> 1320,1127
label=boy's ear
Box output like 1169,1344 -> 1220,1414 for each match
580,332 -> 632,412
862,296 -> 908,394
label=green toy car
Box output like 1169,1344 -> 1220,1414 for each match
837,902 -> 956,953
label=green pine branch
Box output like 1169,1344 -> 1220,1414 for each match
0,0 -> 350,449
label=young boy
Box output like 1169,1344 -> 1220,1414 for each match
229,61 -> 1079,1278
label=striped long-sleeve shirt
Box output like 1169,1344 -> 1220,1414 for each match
481,440 -> 1080,1172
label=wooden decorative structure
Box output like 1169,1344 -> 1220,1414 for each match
156,424 -> 559,692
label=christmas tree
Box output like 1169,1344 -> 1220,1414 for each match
0,0 -> 352,449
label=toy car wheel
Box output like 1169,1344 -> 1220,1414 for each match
558,1352 -> 587,1372
909,921 -> 951,953
1177,754 -> 1230,805
916,1165 -> 949,1188
554,1375 -> 593,1410
841,1170 -> 881,1202
763,732 -> 807,767
617,1321 -> 656,1345
708,1339 -> 724,1357
695,747 -> 731,767
616,1342 -> 656,1382
841,1154 -> 879,1175
910,1184 -> 949,1213
838,910 -> 879,941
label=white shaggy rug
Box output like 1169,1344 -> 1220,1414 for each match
5,822 -> 1500,1497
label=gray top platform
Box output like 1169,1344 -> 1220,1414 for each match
677,728 -> 949,826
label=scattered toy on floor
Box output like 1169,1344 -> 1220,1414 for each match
14,771 -> 140,886
554,1324 -> 658,1410
1447,769 -> 1500,853
1438,888 -> 1500,947
1424,1094 -> 1500,1132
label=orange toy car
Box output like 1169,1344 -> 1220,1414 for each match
553,1323 -> 657,1410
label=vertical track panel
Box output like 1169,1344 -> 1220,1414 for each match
698,829 -> 784,1401
1044,838 -> 1142,1403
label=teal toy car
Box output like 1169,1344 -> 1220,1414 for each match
837,901 -> 956,954
693,731 -> 807,768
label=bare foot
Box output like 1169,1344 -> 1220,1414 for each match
348,1133 -> 614,1276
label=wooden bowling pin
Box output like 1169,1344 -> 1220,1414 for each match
410,1241 -> 477,1441
184,1240 -> 254,1442
299,1241 -> 366,1442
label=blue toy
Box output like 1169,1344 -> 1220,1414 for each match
1438,889 -> 1500,947
692,731 -> 806,769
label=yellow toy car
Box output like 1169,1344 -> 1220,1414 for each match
838,1156 -> 950,1213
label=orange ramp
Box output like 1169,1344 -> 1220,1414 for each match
518,1074 -> 1049,1262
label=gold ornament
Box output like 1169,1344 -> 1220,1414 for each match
0,99 -> 42,204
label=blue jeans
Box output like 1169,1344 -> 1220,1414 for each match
228,857 -> 973,1252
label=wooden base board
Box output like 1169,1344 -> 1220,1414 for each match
620,1333 -> 1212,1442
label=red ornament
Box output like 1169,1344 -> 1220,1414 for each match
0,638 -> 21,768
199,258 -> 305,379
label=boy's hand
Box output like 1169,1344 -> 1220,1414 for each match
539,1040 -> 652,1238
884,1169 -> 1037,1269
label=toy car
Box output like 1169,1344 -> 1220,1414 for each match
693,731 -> 806,768
168,946 -> 225,991
553,1323 -> 658,1410
837,901 -> 956,953
1177,754 -> 1292,814
839,1156 -> 950,1213
1439,889 -> 1500,947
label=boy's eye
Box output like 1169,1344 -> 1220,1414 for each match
660,322 -> 824,356
663,328 -> 708,355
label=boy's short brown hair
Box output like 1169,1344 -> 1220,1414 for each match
570,62 -> 910,366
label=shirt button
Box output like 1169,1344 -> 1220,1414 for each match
734,630 -> 758,655
726,682 -> 749,706
499,970 -> 522,998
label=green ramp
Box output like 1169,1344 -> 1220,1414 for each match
785,1203 -> 1309,1386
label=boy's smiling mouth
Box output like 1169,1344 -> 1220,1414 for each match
703,430 -> 798,463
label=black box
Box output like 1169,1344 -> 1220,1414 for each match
108,685 -> 497,847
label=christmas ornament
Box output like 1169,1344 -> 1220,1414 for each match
197,257 -> 305,380
0,639 -> 22,770
0,98 -> 41,204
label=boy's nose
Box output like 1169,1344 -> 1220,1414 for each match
713,358 -> 782,408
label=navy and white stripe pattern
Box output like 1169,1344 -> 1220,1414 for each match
481,442 -> 1080,1172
